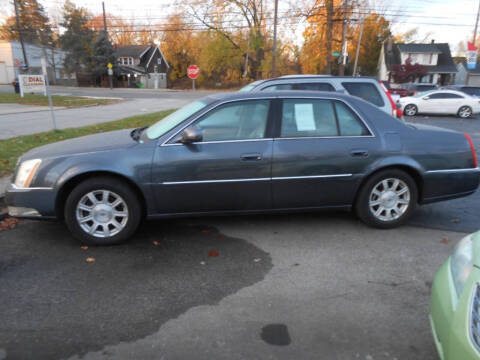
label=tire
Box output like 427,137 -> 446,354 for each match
64,176 -> 142,245
403,104 -> 418,116
458,106 -> 472,118
355,169 -> 418,229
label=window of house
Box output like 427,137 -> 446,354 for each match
157,58 -> 162,65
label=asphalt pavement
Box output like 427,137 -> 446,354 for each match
1,108 -> 480,359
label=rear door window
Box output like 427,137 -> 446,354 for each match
294,83 -> 335,91
341,82 -> 385,107
334,102 -> 370,136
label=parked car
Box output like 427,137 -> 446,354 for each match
404,83 -> 438,96
6,91 -> 479,245
240,75 -> 401,118
398,90 -> 480,118
444,85 -> 480,98
430,231 -> 480,360
380,81 -> 409,97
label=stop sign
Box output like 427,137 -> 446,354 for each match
187,65 -> 200,79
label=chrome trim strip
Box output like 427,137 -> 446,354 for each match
160,96 -> 376,146
8,183 -> 54,192
162,174 -> 353,185
163,177 -> 270,185
163,138 -> 273,147
272,174 -> 353,180
425,168 -> 480,174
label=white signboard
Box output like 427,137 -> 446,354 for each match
294,103 -> 316,131
18,75 -> 46,97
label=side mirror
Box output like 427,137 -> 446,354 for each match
423,96 -> 430,100
179,126 -> 203,144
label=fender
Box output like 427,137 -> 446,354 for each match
362,155 -> 425,179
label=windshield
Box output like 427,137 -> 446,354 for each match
239,81 -> 263,92
145,100 -> 208,139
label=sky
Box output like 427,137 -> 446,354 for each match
0,0 -> 478,55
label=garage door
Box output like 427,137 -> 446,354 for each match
0,62 -> 8,84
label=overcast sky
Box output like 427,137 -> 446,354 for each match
0,0 -> 478,55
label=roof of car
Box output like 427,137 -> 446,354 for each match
249,75 -> 378,85
201,90 -> 360,103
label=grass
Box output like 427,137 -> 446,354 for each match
0,93 -> 119,107
0,109 -> 175,177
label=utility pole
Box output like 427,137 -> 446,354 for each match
466,0 -> 480,85
14,0 -> 29,72
102,1 -> 107,33
271,0 -> 279,77
325,0 -> 333,74
353,18 -> 364,76
243,34 -> 250,79
338,0 -> 349,76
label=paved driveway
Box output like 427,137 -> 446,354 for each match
0,113 -> 479,360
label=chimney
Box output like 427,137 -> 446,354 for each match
431,39 -> 435,44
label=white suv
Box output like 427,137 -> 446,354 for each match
240,75 -> 399,117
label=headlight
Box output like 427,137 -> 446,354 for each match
14,159 -> 42,188
451,234 -> 474,297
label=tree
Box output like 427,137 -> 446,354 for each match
391,57 -> 428,83
59,0 -> 95,75
0,0 -> 54,46
90,30 -> 116,78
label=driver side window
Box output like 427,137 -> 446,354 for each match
194,100 -> 270,142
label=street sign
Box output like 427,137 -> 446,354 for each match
18,75 -> 46,97
107,62 -> 113,69
108,68 -> 113,76
332,51 -> 341,56
41,57 -> 47,76
467,42 -> 478,70
187,64 -> 200,79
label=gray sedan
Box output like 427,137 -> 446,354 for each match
6,91 -> 480,245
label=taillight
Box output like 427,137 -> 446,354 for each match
464,133 -> 478,168
379,81 -> 398,117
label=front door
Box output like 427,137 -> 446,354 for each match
272,98 -> 381,209
151,99 -> 273,214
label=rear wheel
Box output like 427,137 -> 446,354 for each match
355,169 -> 418,229
403,104 -> 418,116
64,177 -> 142,245
458,106 -> 472,118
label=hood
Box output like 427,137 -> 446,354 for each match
21,129 -> 138,160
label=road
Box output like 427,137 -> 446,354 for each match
0,86 -> 213,139
1,104 -> 480,359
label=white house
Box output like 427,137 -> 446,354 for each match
378,40 -> 457,86
0,40 -> 75,85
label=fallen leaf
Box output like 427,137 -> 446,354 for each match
153,240 -> 161,246
208,250 -> 219,257
202,229 -> 212,234
81,246 -> 88,250
200,261 -> 206,265
85,257 -> 95,263
254,258 -> 261,262
451,218 -> 460,223
441,238 -> 450,244
0,217 -> 20,232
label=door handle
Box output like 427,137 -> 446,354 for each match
241,153 -> 262,161
350,149 -> 369,158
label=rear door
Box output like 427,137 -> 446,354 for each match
271,97 -> 381,209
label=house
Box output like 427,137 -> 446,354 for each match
455,60 -> 480,85
0,40 -> 75,86
114,44 -> 169,88
378,40 -> 457,86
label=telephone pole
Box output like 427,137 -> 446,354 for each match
271,0 -> 279,77
14,0 -> 29,71
338,0 -> 349,76
353,18 -> 364,76
102,1 -> 107,33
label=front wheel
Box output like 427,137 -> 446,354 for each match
458,106 -> 472,118
64,177 -> 142,245
355,169 -> 418,229
403,104 -> 418,116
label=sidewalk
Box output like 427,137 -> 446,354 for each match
0,103 -> 65,115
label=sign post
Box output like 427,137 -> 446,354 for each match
107,62 -> 113,90
187,64 -> 200,90
41,57 -> 57,130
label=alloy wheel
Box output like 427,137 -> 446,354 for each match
404,105 -> 417,116
76,190 -> 129,238
459,106 -> 472,118
368,178 -> 411,222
